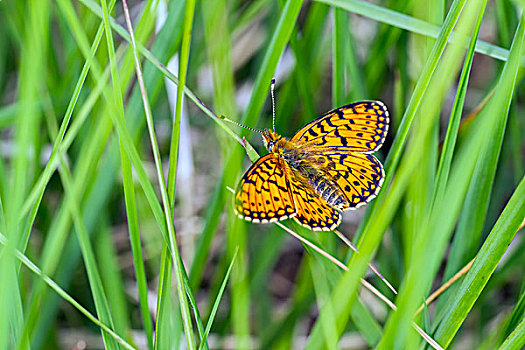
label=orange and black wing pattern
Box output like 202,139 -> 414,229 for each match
311,151 -> 384,210
288,172 -> 342,231
291,101 -> 389,153
234,153 -> 297,223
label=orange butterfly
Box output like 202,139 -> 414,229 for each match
231,83 -> 389,231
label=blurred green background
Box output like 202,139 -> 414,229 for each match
0,0 -> 524,349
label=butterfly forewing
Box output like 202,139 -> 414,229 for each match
234,153 -> 297,223
291,101 -> 389,153
289,172 -> 342,231
311,151 -> 384,210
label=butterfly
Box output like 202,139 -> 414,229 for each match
232,99 -> 389,231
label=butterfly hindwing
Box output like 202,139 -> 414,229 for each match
311,151 -> 384,210
291,101 -> 389,153
234,153 -> 297,223
288,172 -> 342,231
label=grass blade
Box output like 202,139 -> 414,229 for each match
198,249 -> 238,350
433,17 -> 525,346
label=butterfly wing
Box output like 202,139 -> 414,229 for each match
288,172 -> 342,231
291,101 -> 389,153
234,153 -> 297,223
312,151 -> 384,210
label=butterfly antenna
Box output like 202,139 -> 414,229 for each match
218,114 -> 263,134
271,78 -> 276,132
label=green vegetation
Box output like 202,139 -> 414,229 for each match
0,0 -> 523,348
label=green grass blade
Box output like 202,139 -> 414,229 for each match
198,249 -> 238,350
433,17 -> 525,347
166,0 -> 195,207
309,255 -> 339,350
441,48 -> 519,293
343,16 -> 368,100
154,247 -> 177,350
2,0 -> 49,346
431,0 -> 483,207
240,0 -> 305,126
333,8 -> 347,107
96,224 -> 131,337
377,2 -> 497,347
502,283 -> 525,341
435,176 -> 525,347
499,315 -> 525,350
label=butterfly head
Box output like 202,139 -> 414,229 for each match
262,129 -> 284,153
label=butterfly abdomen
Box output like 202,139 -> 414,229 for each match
307,173 -> 348,210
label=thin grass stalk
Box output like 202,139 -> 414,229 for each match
100,1 -> 155,348
189,0 -> 239,296
120,2 -> 164,348
118,0 -> 196,347
198,249 -> 239,350
167,0 -> 195,207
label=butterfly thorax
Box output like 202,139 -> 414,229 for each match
262,129 -> 349,210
